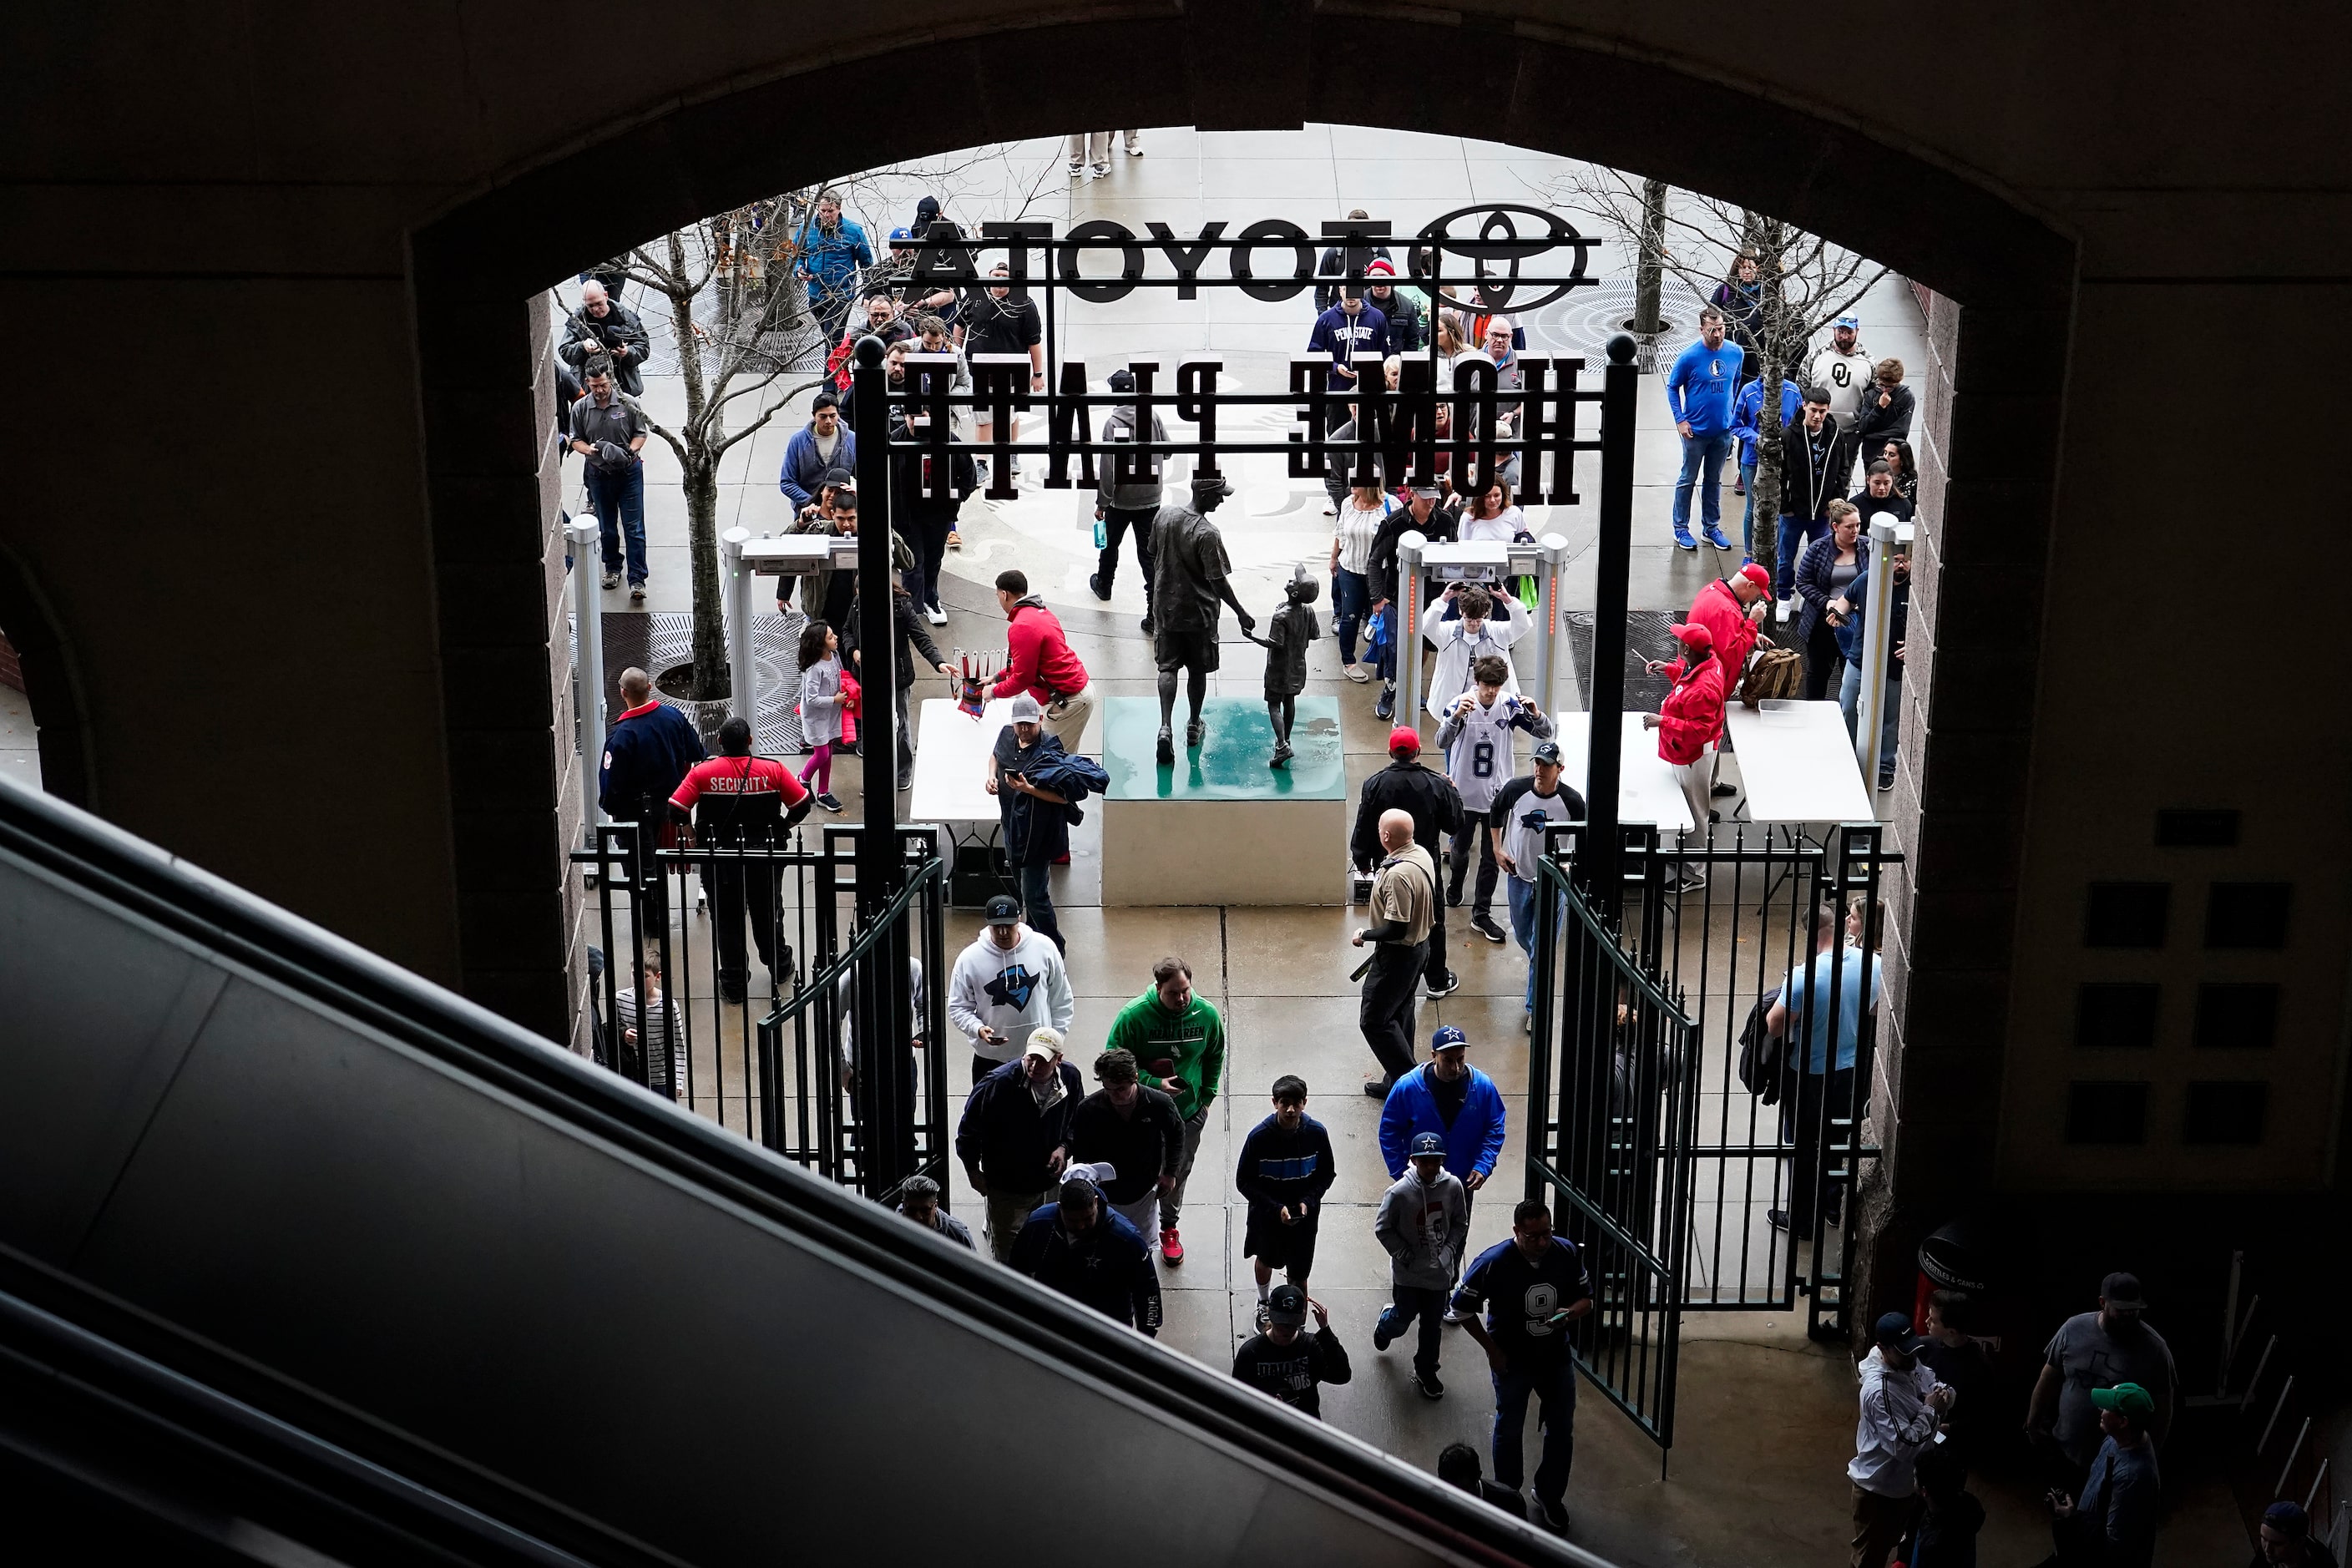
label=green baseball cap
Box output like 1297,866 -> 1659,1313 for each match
2090,1383 -> 2155,1419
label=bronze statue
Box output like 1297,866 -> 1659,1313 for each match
1150,473 -> 1257,765
1250,564 -> 1321,767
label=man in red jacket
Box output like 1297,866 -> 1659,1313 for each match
1645,622 -> 1727,893
1677,559 -> 1772,807
990,568 -> 1095,750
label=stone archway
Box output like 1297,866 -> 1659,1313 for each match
408,11 -> 2075,1303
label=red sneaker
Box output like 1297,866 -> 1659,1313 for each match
1159,1227 -> 1185,1265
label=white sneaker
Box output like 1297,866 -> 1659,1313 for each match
1125,144 -> 1144,157
1776,596 -> 1795,623
924,605 -> 948,626
1067,161 -> 1083,179
1343,664 -> 1371,684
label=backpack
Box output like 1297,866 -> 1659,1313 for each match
1739,646 -> 1804,707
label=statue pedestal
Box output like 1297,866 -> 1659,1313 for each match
1100,695 -> 1347,906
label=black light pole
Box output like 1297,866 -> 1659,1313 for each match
850,333 -> 915,1191
1584,333 -> 1639,919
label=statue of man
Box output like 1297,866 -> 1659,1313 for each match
1150,473 -> 1257,765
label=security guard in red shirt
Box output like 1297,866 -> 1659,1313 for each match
670,716 -> 812,1004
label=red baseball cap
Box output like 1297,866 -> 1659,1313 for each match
1388,725 -> 1422,755
1672,622 -> 1714,650
1737,563 -> 1772,590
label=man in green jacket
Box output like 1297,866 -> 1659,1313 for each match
1105,953 -> 1226,1266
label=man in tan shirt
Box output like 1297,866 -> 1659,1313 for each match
1353,808 -> 1439,1096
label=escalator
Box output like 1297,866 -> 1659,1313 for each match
0,776 -> 1609,1567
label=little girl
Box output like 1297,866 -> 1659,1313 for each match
797,619 -> 846,812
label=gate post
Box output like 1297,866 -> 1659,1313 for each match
1583,335 -> 1639,917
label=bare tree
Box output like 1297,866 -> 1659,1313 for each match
1630,177 -> 1669,340
1554,169 -> 1886,586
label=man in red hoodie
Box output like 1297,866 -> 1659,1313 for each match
991,568 -> 1095,750
1645,622 -> 1727,893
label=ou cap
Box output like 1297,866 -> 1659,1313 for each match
982,894 -> 1021,923
1672,622 -> 1714,650
1409,1131 -> 1447,1160
1267,1283 -> 1309,1328
1388,725 -> 1422,756
1431,1024 -> 1469,1052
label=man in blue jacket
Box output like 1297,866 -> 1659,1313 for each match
1728,372 -> 1801,562
794,190 -> 873,350
1379,1024 -> 1506,1318
598,666 -> 706,919
1664,306 -> 1745,553
778,392 -> 857,513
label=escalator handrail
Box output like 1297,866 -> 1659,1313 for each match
0,776 -> 1607,1567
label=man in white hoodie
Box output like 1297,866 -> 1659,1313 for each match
1419,583 -> 1526,722
948,893 -> 1075,1084
1849,1311 -> 1955,1568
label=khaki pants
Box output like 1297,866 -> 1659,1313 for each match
1044,683 -> 1095,751
1671,743 -> 1713,875
984,1186 -> 1051,1265
1849,1484 -> 1916,1568
1065,131 -> 1140,164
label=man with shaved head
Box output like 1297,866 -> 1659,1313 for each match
1353,807 -> 1439,1096
598,665 -> 706,920
558,278 -> 650,396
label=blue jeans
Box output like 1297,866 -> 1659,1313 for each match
1839,663 -> 1901,785
1738,459 -> 1758,556
1507,875 -> 1564,1014
1019,860 -> 1065,953
1672,430 -> 1732,533
587,462 -> 648,584
1491,1358 -> 1578,1506
1377,1284 -> 1447,1378
1775,515 -> 1826,599
1333,567 -> 1372,665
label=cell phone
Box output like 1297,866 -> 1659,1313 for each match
1546,1309 -> 1572,1325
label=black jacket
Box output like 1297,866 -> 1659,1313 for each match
845,588 -> 948,692
1366,503 -> 1460,604
558,300 -> 653,396
1366,286 -> 1424,353
1011,1202 -> 1161,1333
1314,243 -> 1394,312
1069,1086 -> 1187,1204
1350,759 -> 1464,873
1778,419 -> 1856,522
1852,383 -> 1916,451
888,414 -> 980,524
955,1059 -> 1080,1195
598,702 -> 706,824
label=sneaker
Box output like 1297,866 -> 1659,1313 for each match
1445,882 -> 1464,908
1343,663 -> 1371,684
1373,1315 -> 1396,1352
1088,572 -> 1111,601
1090,163 -> 1109,180
815,792 -> 844,813
946,529 -> 962,550
1536,1497 -> 1570,1532
924,605 -> 948,626
1125,143 -> 1144,157
896,768 -> 913,792
1413,1369 -> 1444,1400
1068,160 -> 1083,179
1471,913 -> 1507,943
1373,687 -> 1395,721
1159,1227 -> 1185,1265
1141,614 -> 1155,635
1776,597 -> 1794,623
1766,1207 -> 1790,1232
1672,527 -> 1697,551
1424,969 -> 1459,999
600,570 -> 620,589
1323,504 -> 1338,517
1878,776 -> 1895,792
1523,1012 -> 1533,1034
630,581 -> 647,603
1671,869 -> 1708,893
1363,1079 -> 1392,1100
1711,781 -> 1740,797
1703,524 -> 1733,550
1732,478 -> 1746,495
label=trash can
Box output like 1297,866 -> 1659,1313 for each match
1914,1217 -> 1992,1327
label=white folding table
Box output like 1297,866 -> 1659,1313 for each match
1548,711 -> 1695,833
1721,700 -> 1875,827
906,697 -> 1010,827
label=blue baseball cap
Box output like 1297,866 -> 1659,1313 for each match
1834,313 -> 1860,331
889,225 -> 915,244
1431,1024 -> 1469,1051
1409,1131 -> 1447,1159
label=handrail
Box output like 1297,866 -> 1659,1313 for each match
1538,852 -> 1693,1027
0,776 -> 1607,1568
761,854 -> 942,1030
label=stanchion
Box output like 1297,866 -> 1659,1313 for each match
1855,517 -> 1914,785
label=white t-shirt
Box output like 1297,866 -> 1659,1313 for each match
1335,495 -> 1393,575
1459,504 -> 1525,544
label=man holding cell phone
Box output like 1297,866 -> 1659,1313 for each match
1453,1199 -> 1593,1534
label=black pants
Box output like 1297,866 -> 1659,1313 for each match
1778,1065 -> 1855,1232
908,511 -> 955,615
708,857 -> 781,995
1447,806 -> 1500,916
1098,505 -> 1156,604
1424,898 -> 1452,989
1802,621 -> 1844,701
1361,939 -> 1425,1085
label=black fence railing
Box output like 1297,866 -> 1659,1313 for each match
572,820 -> 949,1204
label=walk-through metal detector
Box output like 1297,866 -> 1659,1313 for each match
1393,533 -> 1571,722
721,529 -> 865,730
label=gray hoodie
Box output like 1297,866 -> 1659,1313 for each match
1095,404 -> 1169,512
1374,1168 -> 1469,1291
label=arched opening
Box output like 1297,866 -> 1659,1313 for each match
0,540 -> 93,807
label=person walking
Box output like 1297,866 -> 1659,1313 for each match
2252,1502 -> 2339,1568
947,893 -> 1075,1082
1849,1312 -> 1954,1568
665,716 -> 812,1004
1090,368 -> 1166,630
843,566 -> 956,793
1366,259 -> 1424,352
1775,387 -> 1857,604
960,262 -> 1044,483
1438,655 -> 1553,943
1068,1048 -> 1186,1242
1729,372 -> 1801,560
793,190 -> 873,350
886,406 -> 977,630
1454,1198 -> 1594,1533
569,362 -> 652,598
1373,1131 -> 1469,1401
1808,313 -> 1874,483
1330,480 -> 1398,683
1308,288 -> 1388,395
1365,483 -> 1462,720
1763,890 -> 1883,1233
1378,1024 -> 1505,1318
984,692 -> 1100,952
1642,621 -> 1727,892
611,949 -> 685,1099
895,1173 -> 975,1250
1664,306 -> 1745,551
990,569 -> 1094,750
1353,808 -> 1439,1097
1490,741 -> 1586,1028
2046,1383 -> 2162,1568
2027,1272 -> 2177,1490
954,1028 -> 1080,1262
598,666 -> 706,921
1793,499 -> 1868,701
557,281 -> 650,396
1351,726 -> 1465,999
1104,954 -> 1227,1267
1853,358 -> 1916,458
1232,1284 -> 1353,1419
793,617 -> 847,812
1010,1173 -> 1162,1335
1236,1075 -> 1338,1317
779,392 -> 857,515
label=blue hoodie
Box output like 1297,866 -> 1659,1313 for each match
1665,336 -> 1745,436
1378,1064 -> 1507,1181
1307,301 -> 1389,391
1730,377 -> 1802,468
